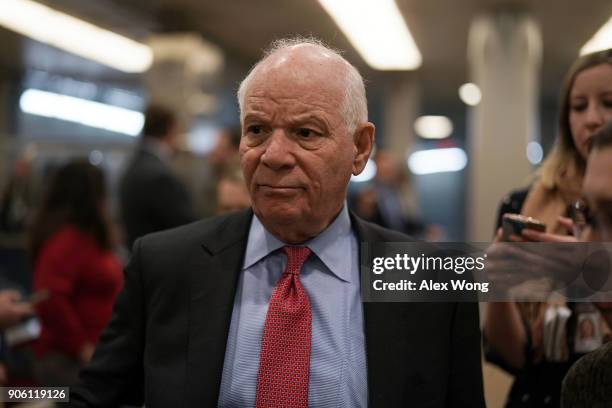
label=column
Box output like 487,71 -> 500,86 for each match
466,11 -> 542,241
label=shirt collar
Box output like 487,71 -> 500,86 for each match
243,204 -> 354,283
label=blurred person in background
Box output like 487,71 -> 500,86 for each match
485,48 -> 612,407
576,121 -> 612,329
560,121 -> 612,407
352,149 -> 445,239
0,150 -> 36,234
371,149 -> 424,235
210,127 -> 241,176
119,104 -> 196,249
215,163 -> 251,214
29,161 -> 123,386
199,127 -> 242,217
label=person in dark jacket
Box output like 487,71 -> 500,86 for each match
119,104 -> 196,249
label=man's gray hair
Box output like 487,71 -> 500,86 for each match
237,37 -> 368,134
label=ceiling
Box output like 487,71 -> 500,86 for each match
2,0 -> 612,108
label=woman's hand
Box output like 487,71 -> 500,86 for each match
521,216 -> 578,242
0,290 -> 34,330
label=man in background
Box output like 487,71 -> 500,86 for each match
561,121 -> 612,406
119,104 -> 196,249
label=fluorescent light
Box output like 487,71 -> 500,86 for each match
20,89 -> 144,136
414,116 -> 453,139
317,0 -> 421,70
408,148 -> 468,175
459,83 -> 482,106
580,15 -> 612,55
526,141 -> 543,165
351,159 -> 377,182
0,0 -> 153,72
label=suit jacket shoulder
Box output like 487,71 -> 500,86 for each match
351,213 -> 415,243
71,210 -> 252,407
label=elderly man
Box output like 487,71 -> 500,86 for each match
71,39 -> 484,407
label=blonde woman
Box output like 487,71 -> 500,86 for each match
485,48 -> 612,407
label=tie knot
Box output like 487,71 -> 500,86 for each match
282,246 -> 311,275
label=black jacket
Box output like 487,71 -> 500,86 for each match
71,210 -> 485,407
119,147 -> 195,249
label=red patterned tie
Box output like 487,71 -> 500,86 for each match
255,246 -> 312,408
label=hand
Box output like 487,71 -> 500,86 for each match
486,228 -> 585,300
521,216 -> 578,243
0,290 -> 34,330
79,343 -> 95,364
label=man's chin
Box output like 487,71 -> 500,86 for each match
255,206 -> 305,226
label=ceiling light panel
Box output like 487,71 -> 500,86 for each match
318,0 -> 422,70
0,0 -> 153,73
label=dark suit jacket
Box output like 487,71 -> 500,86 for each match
70,210 -> 485,407
119,146 -> 195,249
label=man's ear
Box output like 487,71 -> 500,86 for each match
352,122 -> 375,175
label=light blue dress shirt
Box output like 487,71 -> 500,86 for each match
218,205 -> 368,407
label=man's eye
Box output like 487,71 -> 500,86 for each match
247,125 -> 263,135
297,128 -> 317,138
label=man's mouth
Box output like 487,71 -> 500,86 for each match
258,184 -> 304,194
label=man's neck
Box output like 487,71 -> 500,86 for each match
255,204 -> 346,244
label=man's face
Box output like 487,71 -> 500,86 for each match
239,49 -> 372,242
582,147 -> 612,241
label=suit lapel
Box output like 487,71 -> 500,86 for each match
351,214 -> 415,406
185,210 -> 252,406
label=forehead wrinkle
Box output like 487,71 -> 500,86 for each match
244,105 -> 333,131
245,92 -> 340,117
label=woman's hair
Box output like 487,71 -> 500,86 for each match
539,48 -> 612,193
29,160 -> 112,259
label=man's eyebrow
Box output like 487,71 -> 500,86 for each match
243,112 -> 268,122
289,114 -> 329,128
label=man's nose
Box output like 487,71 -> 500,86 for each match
260,129 -> 296,170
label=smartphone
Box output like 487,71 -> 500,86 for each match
502,213 -> 546,240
